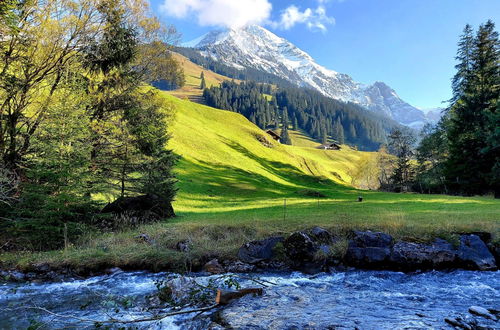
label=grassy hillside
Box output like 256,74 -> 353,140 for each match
2,92 -> 498,272
167,95 -> 498,231
167,52 -> 238,102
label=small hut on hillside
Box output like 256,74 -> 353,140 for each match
265,130 -> 281,142
318,142 -> 341,150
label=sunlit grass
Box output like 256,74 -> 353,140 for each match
166,52 -> 239,101
1,87 -> 498,272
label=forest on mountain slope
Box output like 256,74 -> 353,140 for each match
203,81 -> 397,151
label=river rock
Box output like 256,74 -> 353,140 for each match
161,276 -> 201,305
237,236 -> 284,264
175,239 -> 191,252
308,226 -> 333,244
344,231 -> 393,268
389,239 -> 457,271
283,232 -> 318,261
224,261 -> 256,273
457,234 -> 497,270
1,270 -> 26,282
469,306 -> 497,321
33,262 -> 50,273
283,232 -> 326,274
104,267 -> 123,275
204,259 -> 225,274
444,317 -> 472,330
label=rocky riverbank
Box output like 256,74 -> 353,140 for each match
1,228 -> 498,282
230,228 -> 498,275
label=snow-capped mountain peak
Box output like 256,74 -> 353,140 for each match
184,25 -> 439,128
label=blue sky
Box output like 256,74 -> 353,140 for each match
150,0 -> 500,109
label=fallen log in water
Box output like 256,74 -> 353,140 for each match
216,288 -> 264,305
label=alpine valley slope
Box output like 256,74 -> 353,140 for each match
163,91 -> 499,238
2,91 -> 498,271
165,91 -> 374,215
184,25 -> 439,129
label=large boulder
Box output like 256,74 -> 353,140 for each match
389,239 -> 457,271
283,232 -> 318,262
101,194 -> 175,219
283,232 -> 324,274
457,234 -> 497,271
237,236 -> 284,264
345,231 -> 393,268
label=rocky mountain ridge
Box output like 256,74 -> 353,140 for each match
184,25 -> 441,128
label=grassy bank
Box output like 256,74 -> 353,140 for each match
1,94 -> 499,272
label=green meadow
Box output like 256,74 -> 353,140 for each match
1,94 -> 499,271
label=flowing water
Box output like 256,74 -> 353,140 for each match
1,270 -> 498,329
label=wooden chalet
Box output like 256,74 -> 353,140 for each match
318,142 -> 341,150
265,129 -> 281,142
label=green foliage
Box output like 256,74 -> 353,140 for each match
4,71 -> 98,250
415,123 -> 448,193
280,127 -> 292,145
141,42 -> 186,90
83,2 -> 177,201
200,75 -> 206,90
204,80 -> 277,130
275,86 -> 392,150
333,119 -> 345,144
0,0 -> 18,32
417,21 -> 499,196
0,0 -> 178,251
387,128 -> 416,192
83,0 -> 137,75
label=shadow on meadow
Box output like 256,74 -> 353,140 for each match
175,141 -> 354,201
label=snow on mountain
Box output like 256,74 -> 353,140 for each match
183,25 -> 440,128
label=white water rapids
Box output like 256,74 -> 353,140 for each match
1,270 -> 498,329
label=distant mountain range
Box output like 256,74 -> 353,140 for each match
183,25 -> 442,129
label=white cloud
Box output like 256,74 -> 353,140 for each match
160,0 -> 334,33
160,0 -> 273,29
272,5 -> 334,32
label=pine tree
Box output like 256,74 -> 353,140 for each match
445,21 -> 499,195
200,72 -> 207,90
333,120 -> 345,144
281,127 -> 292,145
321,130 -> 328,144
282,107 -> 289,128
450,24 -> 475,104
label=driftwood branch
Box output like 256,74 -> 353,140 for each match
216,288 -> 263,305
